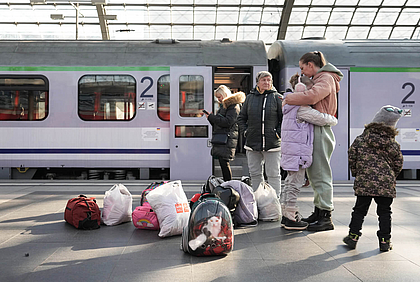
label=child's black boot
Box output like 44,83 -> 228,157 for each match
379,237 -> 392,252
343,232 -> 360,249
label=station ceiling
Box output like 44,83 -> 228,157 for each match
1,0 -> 419,43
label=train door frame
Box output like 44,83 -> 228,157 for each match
330,68 -> 349,181
212,66 -> 254,177
169,66 -> 213,180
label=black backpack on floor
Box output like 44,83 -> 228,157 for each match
212,185 -> 240,215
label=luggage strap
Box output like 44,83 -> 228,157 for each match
83,199 -> 92,219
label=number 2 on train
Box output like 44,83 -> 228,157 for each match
401,82 -> 415,104
140,76 -> 153,98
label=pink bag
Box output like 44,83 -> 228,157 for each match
132,181 -> 168,230
132,203 -> 160,230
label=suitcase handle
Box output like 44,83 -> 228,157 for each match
77,195 -> 96,202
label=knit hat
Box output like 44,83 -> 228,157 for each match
371,105 -> 403,128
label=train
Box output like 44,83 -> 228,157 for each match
0,39 -> 419,180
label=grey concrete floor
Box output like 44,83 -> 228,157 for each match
1,180 -> 420,282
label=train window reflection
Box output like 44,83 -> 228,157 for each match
78,75 -> 136,121
0,76 -> 48,121
157,75 -> 170,121
179,75 -> 204,117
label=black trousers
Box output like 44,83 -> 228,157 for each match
349,196 -> 393,239
218,158 -> 232,182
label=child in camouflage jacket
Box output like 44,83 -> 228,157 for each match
343,105 -> 403,252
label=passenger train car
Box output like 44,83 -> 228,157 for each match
0,39 -> 419,180
0,39 -> 267,180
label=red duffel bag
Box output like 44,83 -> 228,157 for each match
65,195 -> 101,230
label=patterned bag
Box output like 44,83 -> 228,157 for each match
141,181 -> 168,206
132,205 -> 159,230
132,181 -> 167,230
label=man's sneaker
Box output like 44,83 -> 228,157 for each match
379,238 -> 392,252
281,209 -> 304,229
343,233 -> 359,249
283,217 -> 308,230
295,211 -> 303,222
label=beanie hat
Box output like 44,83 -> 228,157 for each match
371,105 -> 403,128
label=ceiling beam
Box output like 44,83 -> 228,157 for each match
277,0 -> 295,40
95,4 -> 109,40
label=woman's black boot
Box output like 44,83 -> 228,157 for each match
302,206 -> 320,224
307,210 -> 334,232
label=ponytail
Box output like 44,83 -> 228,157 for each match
300,51 -> 327,68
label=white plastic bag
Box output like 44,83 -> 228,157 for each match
146,180 -> 190,238
101,183 -> 133,226
254,182 -> 281,221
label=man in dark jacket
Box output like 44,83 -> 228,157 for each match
237,71 -> 283,197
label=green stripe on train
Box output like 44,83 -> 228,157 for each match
350,67 -> 420,72
0,66 -> 170,71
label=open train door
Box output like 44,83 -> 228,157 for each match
169,66 -> 213,180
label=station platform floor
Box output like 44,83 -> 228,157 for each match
1,179 -> 420,282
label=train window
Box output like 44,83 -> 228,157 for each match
78,75 -> 136,121
0,76 -> 49,121
179,75 -> 204,117
174,125 -> 208,138
157,75 -> 170,121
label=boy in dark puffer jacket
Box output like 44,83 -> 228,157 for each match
343,105 -> 403,252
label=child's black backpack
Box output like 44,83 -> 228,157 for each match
181,193 -> 233,256
201,175 -> 224,194
212,184 -> 240,215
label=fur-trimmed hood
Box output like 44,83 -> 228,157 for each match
222,91 -> 246,109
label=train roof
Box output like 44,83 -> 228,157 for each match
0,39 -> 267,67
268,39 -> 420,68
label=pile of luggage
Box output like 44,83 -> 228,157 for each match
63,176 -> 281,257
